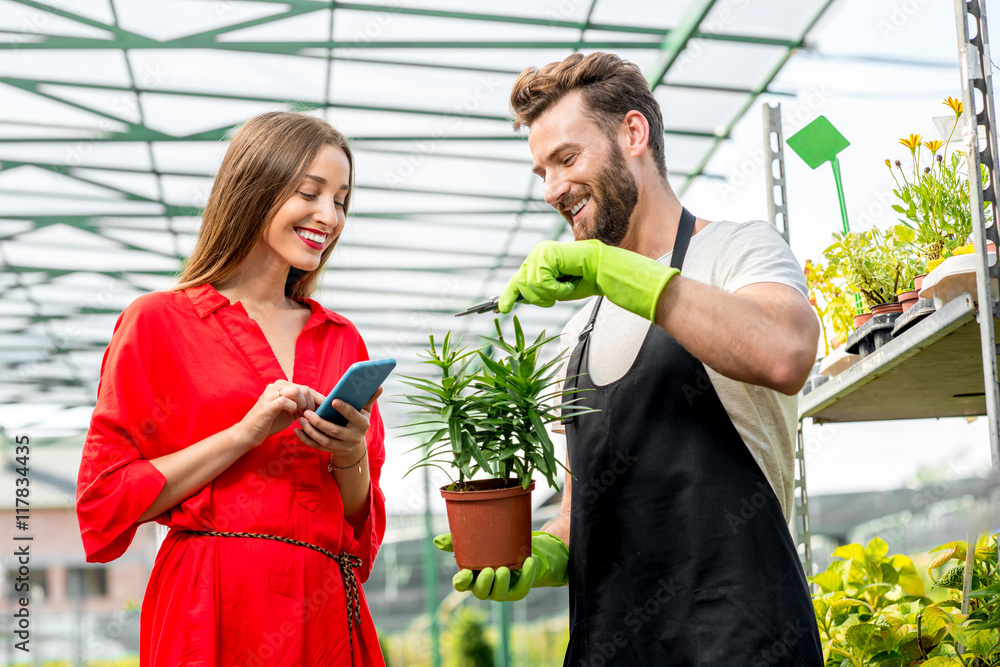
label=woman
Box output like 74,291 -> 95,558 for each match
76,112 -> 387,666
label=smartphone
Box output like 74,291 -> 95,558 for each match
315,358 -> 396,426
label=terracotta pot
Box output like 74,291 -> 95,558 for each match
441,479 -> 534,570
896,290 -> 919,312
913,274 -> 927,291
870,301 -> 904,316
853,312 -> 873,328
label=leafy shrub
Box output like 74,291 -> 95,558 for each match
811,534 -> 1000,666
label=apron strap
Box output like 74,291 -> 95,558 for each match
671,207 -> 696,271
562,207 -> 696,425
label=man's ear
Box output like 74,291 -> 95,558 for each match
622,110 -> 650,159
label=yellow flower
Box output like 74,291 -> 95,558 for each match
944,96 -> 963,117
899,133 -> 922,153
923,139 -> 943,154
925,256 -> 945,273
885,159 -> 891,168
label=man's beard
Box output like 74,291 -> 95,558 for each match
573,141 -> 639,247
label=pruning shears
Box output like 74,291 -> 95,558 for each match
454,275 -> 579,316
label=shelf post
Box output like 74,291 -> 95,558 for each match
792,423 -> 813,576
762,103 -> 791,245
955,0 -> 1000,468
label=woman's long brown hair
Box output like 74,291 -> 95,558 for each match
175,112 -> 354,299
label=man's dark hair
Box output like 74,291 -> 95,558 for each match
510,52 -> 667,180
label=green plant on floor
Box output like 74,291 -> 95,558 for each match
888,96 -> 990,273
811,534 -> 1000,666
811,537 -> 927,665
449,607 -> 495,667
399,316 -> 593,491
804,259 -> 855,354
824,225 -> 918,310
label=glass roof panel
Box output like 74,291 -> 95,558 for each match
139,94 -> 284,138
125,50 -> 329,101
665,40 -> 790,89
33,0 -> 115,25
72,169 -> 162,201
343,0 -> 593,23
37,85 -> 144,125
330,60 -> 517,117
356,139 -> 532,163
331,10 -> 581,43
0,49 -> 131,86
589,0 -> 688,30
355,151 -> 535,197
113,0 -> 290,42
656,86 -> 749,134
0,141 -> 153,170
331,48 -> 569,72
702,0 -> 829,40
0,84 -> 127,133
0,2 -> 114,40
215,9 -> 334,43
323,109 -> 512,140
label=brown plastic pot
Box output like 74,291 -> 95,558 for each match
870,301 -> 903,316
441,479 -> 534,570
913,274 -> 927,292
853,312 -> 873,328
896,290 -> 919,312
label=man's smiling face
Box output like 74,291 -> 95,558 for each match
528,90 -> 639,246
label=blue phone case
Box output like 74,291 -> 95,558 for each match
316,358 -> 395,426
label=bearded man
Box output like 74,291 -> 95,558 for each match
436,52 -> 824,666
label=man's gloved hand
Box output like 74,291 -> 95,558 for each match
433,531 -> 569,602
498,239 -> 679,322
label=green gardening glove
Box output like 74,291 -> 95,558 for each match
498,239 -> 679,321
433,531 -> 569,602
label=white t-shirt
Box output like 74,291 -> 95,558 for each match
552,220 -> 808,521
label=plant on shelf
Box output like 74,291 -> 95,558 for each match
399,316 -> 593,570
888,96 -> 991,274
804,259 -> 854,355
824,224 -> 918,311
811,534 -> 1000,666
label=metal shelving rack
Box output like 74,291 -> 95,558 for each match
787,0 -> 1000,569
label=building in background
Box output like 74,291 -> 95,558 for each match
0,436 -> 156,663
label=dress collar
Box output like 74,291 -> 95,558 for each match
184,283 -> 348,328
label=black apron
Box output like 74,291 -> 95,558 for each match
563,209 -> 823,666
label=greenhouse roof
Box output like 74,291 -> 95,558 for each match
0,0 -> 836,436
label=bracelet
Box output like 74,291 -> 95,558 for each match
329,449 -> 367,473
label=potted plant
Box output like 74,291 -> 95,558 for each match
888,96 -> 990,285
400,317 -> 591,571
824,224 -> 916,315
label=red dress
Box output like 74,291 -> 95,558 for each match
76,284 -> 387,666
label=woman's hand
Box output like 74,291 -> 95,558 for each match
295,387 -> 383,467
234,380 -> 315,448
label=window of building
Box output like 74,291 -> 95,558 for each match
5,568 -> 47,601
67,567 -> 108,600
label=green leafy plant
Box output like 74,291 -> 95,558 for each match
449,607 -> 495,667
824,225 -> 919,310
889,96 -> 990,271
811,534 -> 1000,666
805,259 -> 855,354
399,316 -> 592,491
